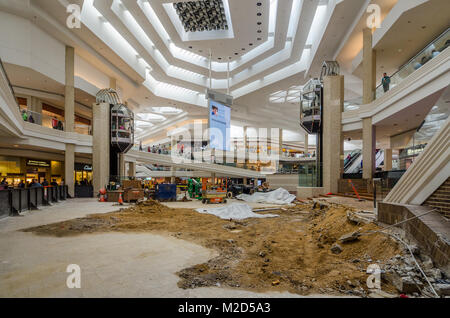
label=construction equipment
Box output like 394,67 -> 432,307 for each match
201,178 -> 227,204
156,184 -> 177,201
122,180 -> 144,203
188,178 -> 202,200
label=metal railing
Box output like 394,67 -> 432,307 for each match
0,185 -> 68,218
375,28 -> 450,99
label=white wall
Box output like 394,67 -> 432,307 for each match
0,11 -> 107,96
0,11 -> 65,84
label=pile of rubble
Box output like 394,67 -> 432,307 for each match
381,246 -> 450,297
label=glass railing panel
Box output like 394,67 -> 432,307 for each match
375,28 -> 450,99
298,163 -> 322,187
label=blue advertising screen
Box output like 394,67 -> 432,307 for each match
209,99 -> 231,151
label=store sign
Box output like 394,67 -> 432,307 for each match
26,160 -> 50,167
75,163 -> 92,171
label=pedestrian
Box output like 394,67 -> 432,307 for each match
381,73 -> 391,92
22,110 -> 28,122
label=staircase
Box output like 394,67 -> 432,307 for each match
337,179 -> 374,201
423,177 -> 450,219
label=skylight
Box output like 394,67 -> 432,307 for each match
152,107 -> 184,115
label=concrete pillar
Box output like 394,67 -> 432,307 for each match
384,149 -> 393,171
119,154 -> 125,179
65,144 -> 75,197
304,134 -> 309,155
129,162 -> 136,178
362,117 -> 376,179
65,46 -> 75,132
243,177 -> 247,185
170,166 -> 176,184
93,103 -> 110,194
278,128 -> 283,156
211,172 -> 216,184
29,96 -> 42,124
322,75 -> 344,194
243,126 -> 248,167
362,28 -> 376,104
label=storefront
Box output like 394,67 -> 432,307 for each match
75,163 -> 93,185
0,156 -> 64,186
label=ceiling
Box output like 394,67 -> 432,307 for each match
1,0 -> 447,145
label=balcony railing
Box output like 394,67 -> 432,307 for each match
19,109 -> 92,135
375,28 -> 450,99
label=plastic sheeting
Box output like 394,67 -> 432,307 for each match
195,203 -> 279,220
236,188 -> 296,205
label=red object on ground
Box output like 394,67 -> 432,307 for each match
326,192 -> 333,195
118,192 -> 124,205
347,179 -> 361,200
399,294 -> 409,298
99,188 -> 106,195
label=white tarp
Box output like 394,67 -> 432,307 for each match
236,188 -> 296,205
195,203 -> 279,220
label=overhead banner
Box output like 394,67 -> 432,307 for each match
209,99 -> 231,151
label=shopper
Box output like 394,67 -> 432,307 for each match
57,120 -> 63,130
1,178 -> 7,185
22,110 -> 28,122
42,179 -> 49,186
50,179 -> 58,186
30,179 -> 42,188
52,117 -> 58,129
18,180 -> 25,188
381,73 -> 391,92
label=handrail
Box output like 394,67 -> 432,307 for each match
375,27 -> 450,97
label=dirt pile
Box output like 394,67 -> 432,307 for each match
23,200 -> 404,296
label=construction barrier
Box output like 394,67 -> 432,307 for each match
0,185 -> 68,219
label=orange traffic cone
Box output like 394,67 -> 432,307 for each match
118,192 -> 124,205
99,188 -> 107,202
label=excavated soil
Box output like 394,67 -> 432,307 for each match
23,199 -> 402,296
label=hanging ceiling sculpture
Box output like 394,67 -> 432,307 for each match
173,0 -> 228,32
96,88 -> 122,105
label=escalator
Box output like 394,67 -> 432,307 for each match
344,150 -> 384,174
344,150 -> 361,172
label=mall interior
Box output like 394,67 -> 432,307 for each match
0,0 -> 449,299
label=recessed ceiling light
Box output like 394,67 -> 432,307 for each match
188,46 -> 193,49
257,22 -> 262,25
234,52 -> 238,55
241,48 -> 245,51
257,30 -> 262,33
257,37 -> 262,41
257,2 -> 262,6
249,43 -> 253,46
257,12 -> 262,16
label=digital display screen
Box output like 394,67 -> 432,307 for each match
209,99 -> 231,151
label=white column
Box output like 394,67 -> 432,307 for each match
65,144 -> 75,197
65,46 -> 75,132
322,75 -> 344,194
